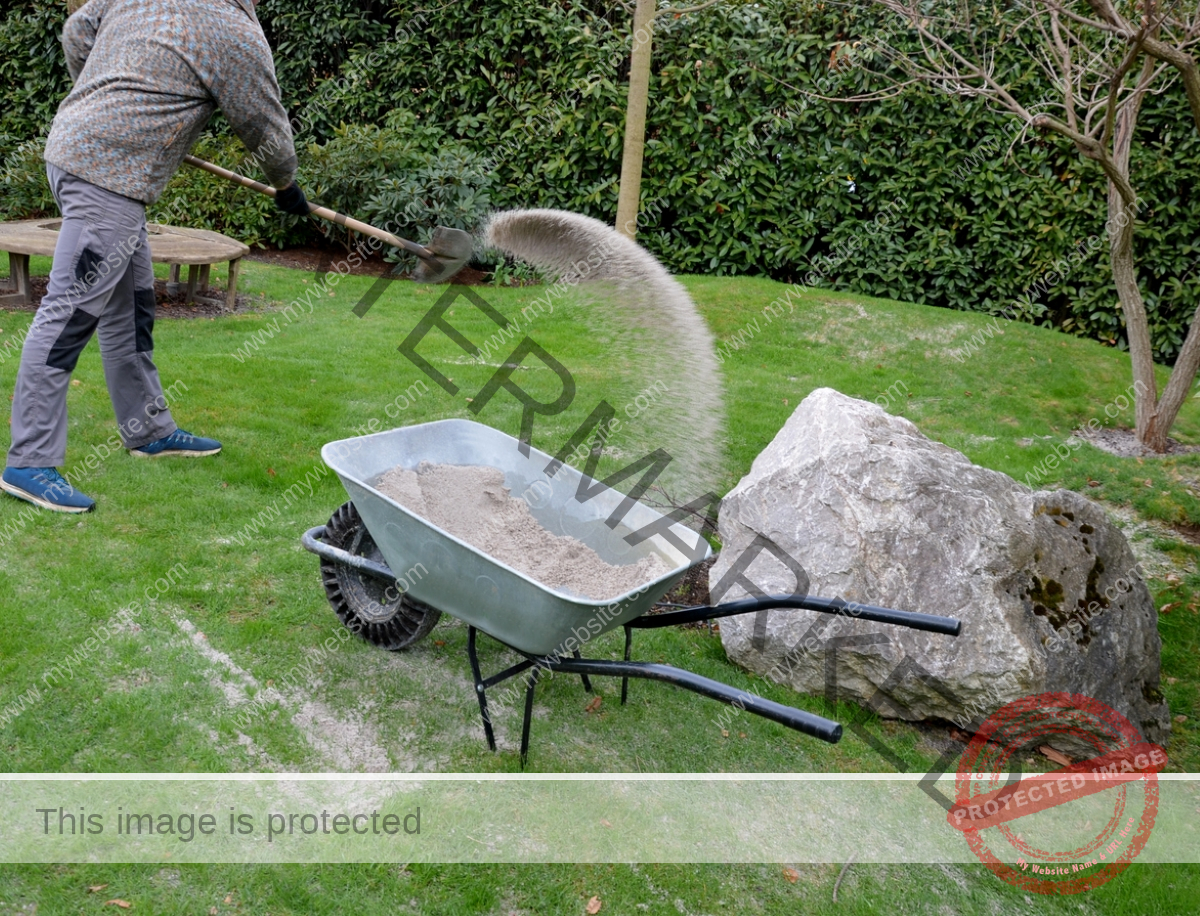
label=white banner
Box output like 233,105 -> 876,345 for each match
1,774 -> 1196,864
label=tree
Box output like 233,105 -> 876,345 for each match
857,0 -> 1200,452
614,0 -> 726,239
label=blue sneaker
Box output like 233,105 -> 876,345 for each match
130,429 -> 222,458
1,466 -> 96,513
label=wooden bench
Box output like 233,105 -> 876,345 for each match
0,219 -> 249,311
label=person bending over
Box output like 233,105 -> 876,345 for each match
2,0 -> 310,513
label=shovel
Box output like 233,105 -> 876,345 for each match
183,155 -> 473,284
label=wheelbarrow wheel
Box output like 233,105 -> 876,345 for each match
319,501 -> 441,650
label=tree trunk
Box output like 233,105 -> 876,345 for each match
1116,39 -> 1200,450
1097,52 -> 1200,452
1107,189 -> 1163,449
1104,63 -> 1164,451
615,0 -> 656,239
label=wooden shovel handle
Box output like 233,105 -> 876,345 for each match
182,155 -> 434,261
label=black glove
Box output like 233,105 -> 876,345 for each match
275,182 -> 311,217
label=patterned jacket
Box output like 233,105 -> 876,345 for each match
44,0 -> 296,204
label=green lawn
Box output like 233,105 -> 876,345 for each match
1,254 -> 1197,910
1,862 -> 1198,915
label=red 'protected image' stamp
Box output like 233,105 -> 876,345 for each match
948,692 -> 1165,894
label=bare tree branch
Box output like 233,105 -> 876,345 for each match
739,59 -> 922,103
850,0 -> 1200,450
1101,24 -> 1150,147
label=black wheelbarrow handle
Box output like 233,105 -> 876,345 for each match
537,655 -> 842,743
630,595 -> 962,636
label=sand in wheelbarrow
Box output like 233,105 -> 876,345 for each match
374,462 -> 673,601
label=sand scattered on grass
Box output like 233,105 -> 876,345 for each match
170,614 -> 400,772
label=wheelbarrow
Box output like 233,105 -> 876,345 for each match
301,419 -> 962,763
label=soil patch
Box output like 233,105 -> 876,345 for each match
245,244 -> 390,276
374,462 -> 673,601
1075,424 -> 1200,458
1171,521 -> 1200,546
5,276 -> 245,318
648,554 -> 717,630
245,245 -> 491,285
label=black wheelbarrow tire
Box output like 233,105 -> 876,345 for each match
319,501 -> 441,651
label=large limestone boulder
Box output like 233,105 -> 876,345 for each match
712,388 -> 1170,751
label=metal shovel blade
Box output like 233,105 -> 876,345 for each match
413,227 -> 473,284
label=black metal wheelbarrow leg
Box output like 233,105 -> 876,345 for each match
467,627 -> 497,752
463,625 -> 850,767
521,666 -> 541,767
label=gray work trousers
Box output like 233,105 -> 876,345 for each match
7,164 -> 176,468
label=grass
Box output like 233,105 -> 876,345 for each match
1,253 -> 1197,911
1,862 -> 1199,915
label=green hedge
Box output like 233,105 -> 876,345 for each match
0,1 -> 72,149
2,0 -> 1197,361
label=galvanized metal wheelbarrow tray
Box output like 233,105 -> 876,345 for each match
302,419 -> 961,762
